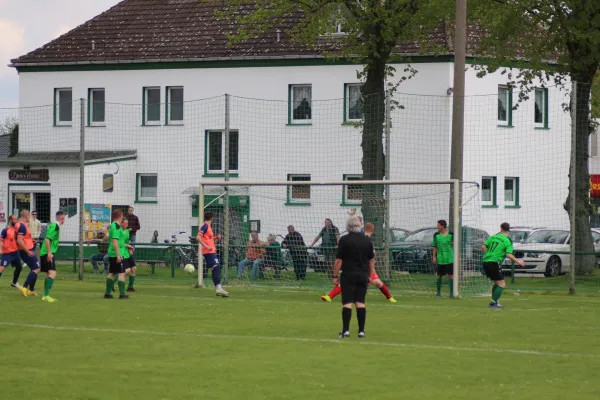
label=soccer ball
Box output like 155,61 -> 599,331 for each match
184,264 -> 195,274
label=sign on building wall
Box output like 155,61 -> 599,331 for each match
591,175 -> 600,198
59,198 -> 77,218
103,174 -> 114,192
9,169 -> 49,182
84,203 -> 111,240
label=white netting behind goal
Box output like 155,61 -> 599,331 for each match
198,181 -> 489,297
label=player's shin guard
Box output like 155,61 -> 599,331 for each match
105,278 -> 113,295
328,285 -> 342,299
342,307 -> 352,333
356,308 -> 366,333
12,264 -> 22,284
379,284 -> 392,299
117,280 -> 126,296
44,277 -> 54,297
212,265 -> 221,288
436,276 -> 442,295
128,275 -> 135,289
24,270 -> 37,289
492,286 -> 504,303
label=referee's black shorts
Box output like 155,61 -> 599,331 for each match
340,272 -> 369,305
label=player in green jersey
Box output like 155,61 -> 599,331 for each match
104,209 -> 130,299
432,220 -> 454,298
482,222 -> 525,309
121,218 -> 136,292
40,211 -> 66,303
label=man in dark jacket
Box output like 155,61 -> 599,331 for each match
282,225 -> 307,280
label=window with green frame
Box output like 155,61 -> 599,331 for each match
166,86 -> 184,125
534,88 -> 549,128
143,87 -> 161,125
287,174 -> 311,205
54,88 -> 73,126
342,174 -> 362,205
136,173 -> 158,203
344,84 -> 363,121
504,177 -> 520,208
288,84 -> 312,124
204,130 -> 239,177
88,88 -> 105,126
498,85 -> 513,127
482,176 -> 497,207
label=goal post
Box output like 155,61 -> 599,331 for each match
196,179 -> 487,297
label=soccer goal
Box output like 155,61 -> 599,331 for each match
195,179 -> 489,298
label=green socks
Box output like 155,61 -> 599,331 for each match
436,277 -> 442,295
492,286 -> 504,303
118,280 -> 126,296
449,279 -> 454,297
105,278 -> 114,295
44,277 -> 54,297
128,275 -> 135,289
113,275 -> 119,283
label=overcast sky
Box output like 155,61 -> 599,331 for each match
0,0 -> 121,108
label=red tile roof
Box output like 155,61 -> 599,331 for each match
11,0 -> 457,66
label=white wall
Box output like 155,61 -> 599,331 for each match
7,61 -> 573,241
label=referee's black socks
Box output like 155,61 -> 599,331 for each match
342,308 -> 352,333
356,308 -> 366,333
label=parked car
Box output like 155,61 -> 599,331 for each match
390,228 -> 411,243
391,227 -> 489,273
502,229 -> 600,277
507,226 -> 546,244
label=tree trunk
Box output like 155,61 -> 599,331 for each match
361,57 -> 387,247
564,81 -> 596,275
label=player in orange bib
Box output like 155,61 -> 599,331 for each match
321,222 -> 397,303
196,211 -> 229,297
0,214 -> 24,289
15,210 -> 41,296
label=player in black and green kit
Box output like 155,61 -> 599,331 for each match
432,220 -> 454,298
40,211 -> 66,303
121,218 -> 136,292
104,209 -> 130,299
482,222 -> 525,309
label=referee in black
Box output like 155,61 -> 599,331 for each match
332,215 -> 375,338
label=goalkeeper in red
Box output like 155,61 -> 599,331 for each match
321,222 -> 397,303
482,222 -> 525,309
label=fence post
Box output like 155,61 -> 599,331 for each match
383,91 -> 392,282
72,242 -> 77,273
223,94 -> 231,284
78,99 -> 86,280
569,82 -> 577,295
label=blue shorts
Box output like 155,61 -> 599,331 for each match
19,249 -> 40,270
1,252 -> 22,269
203,253 -> 219,269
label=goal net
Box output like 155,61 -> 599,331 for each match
196,180 -> 489,297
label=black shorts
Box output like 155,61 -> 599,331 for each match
483,262 -> 504,281
109,257 -> 126,274
40,255 -> 56,273
340,273 -> 369,305
437,263 -> 454,276
124,257 -> 136,269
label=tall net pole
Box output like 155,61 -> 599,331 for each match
452,179 -> 461,297
383,90 -> 392,282
569,82 -> 577,295
223,94 -> 231,283
78,98 -> 85,281
197,183 -> 205,288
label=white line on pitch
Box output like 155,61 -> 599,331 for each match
1,322 -> 596,359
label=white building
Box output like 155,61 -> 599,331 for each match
0,0 -> 572,243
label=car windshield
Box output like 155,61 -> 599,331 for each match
392,230 -> 408,242
404,229 -> 436,242
523,230 -> 568,245
508,231 -> 529,243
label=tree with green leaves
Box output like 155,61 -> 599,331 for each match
471,0 -> 600,275
216,0 -> 451,244
0,117 -> 18,157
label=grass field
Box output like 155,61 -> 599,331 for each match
1,276 -> 599,400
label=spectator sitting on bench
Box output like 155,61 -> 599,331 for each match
237,231 -> 266,280
89,231 -> 109,274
